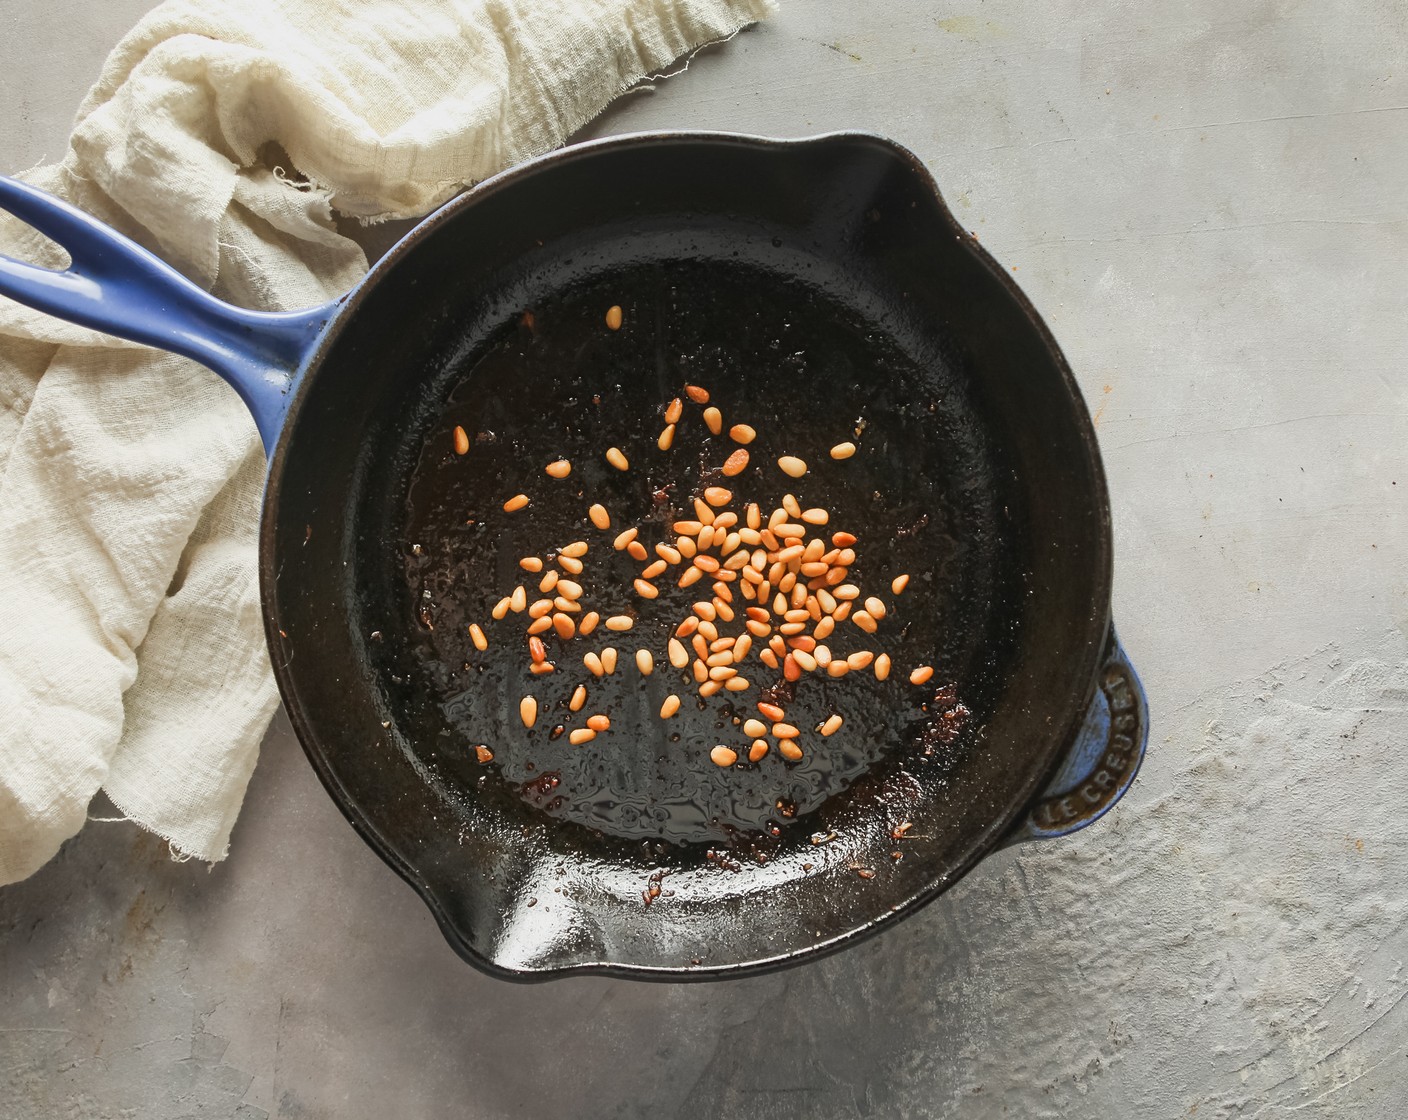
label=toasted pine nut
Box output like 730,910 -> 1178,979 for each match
779,741 -> 803,761
527,616 -> 553,635
710,745 -> 738,767
699,679 -> 722,697
749,739 -> 769,762
520,556 -> 543,572
636,649 -> 654,675
570,684 -> 587,711
528,635 -> 547,664
773,722 -> 800,739
584,652 -> 604,677
678,566 -> 703,589
504,494 -> 529,512
730,424 -> 756,444
820,714 -> 844,736
560,541 -> 589,558
665,397 -> 684,424
605,615 -> 634,632
467,623 -> 488,650
703,406 -> 723,435
759,648 -> 779,669
638,559 -> 665,580
553,613 -> 576,640
605,447 -> 629,471
852,610 -> 878,633
557,579 -> 583,600
627,541 -> 648,561
520,696 -> 538,727
579,611 -> 600,636
830,442 -> 856,460
693,601 -> 717,621
694,498 -> 716,524
875,653 -> 892,680
891,574 -> 910,595
684,384 -> 710,404
545,459 -> 571,478
847,651 -> 874,670
864,597 -> 886,619
910,665 -> 934,685
601,647 -> 618,674
834,584 -> 860,600
673,520 -> 704,535
703,486 -> 732,507
590,504 -> 612,530
758,701 -> 786,722
491,596 -> 511,620
569,728 -> 596,745
453,426 -> 470,455
661,694 -> 681,718
658,424 -> 676,450
539,570 -> 559,594
587,714 -> 611,732
558,555 -> 584,575
634,578 -> 658,599
827,661 -> 850,678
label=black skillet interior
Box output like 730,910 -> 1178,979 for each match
264,133 -> 1111,978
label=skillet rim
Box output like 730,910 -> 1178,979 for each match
260,129 -> 1115,981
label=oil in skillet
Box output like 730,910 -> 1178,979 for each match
398,258 -> 997,847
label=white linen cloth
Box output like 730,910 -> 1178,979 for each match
0,0 -> 773,883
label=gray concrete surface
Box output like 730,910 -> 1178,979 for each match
3,1 -> 1407,1117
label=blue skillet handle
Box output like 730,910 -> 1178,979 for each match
1003,626 -> 1149,845
0,176 -> 338,452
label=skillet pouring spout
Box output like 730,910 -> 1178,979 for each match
0,132 -> 1149,980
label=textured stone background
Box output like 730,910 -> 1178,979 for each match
3,2 -> 1406,1117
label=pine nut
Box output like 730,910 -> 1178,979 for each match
555,579 -> 582,600
725,677 -> 749,691
642,559 -> 667,579
553,613 -> 576,639
749,739 -> 769,762
492,596 -> 511,620
587,714 -> 611,732
579,611 -> 600,635
779,741 -> 803,761
848,651 -> 874,670
865,597 -> 887,619
627,541 -> 648,561
853,610 -> 878,633
527,616 -> 553,635
453,426 -> 470,455
710,745 -> 737,767
468,623 -> 488,650
553,597 -> 580,613
605,305 -> 623,330
520,696 -> 538,727
778,456 -> 807,478
703,486 -> 732,507
773,723 -> 800,739
699,679 -> 722,697
830,442 -> 856,460
612,526 -> 636,549
545,459 -> 571,478
570,728 -> 596,745
668,638 -> 689,668
910,665 -> 934,685
891,574 -> 910,595
539,570 -> 559,594
636,649 -> 654,675
665,397 -> 683,424
601,648 -> 618,674
558,555 -> 583,575
584,652 -> 604,676
684,384 -> 710,404
815,645 -> 832,668
606,447 -> 629,471
793,649 -> 817,672
561,541 -> 589,558
820,714 -> 844,736
528,635 -> 547,664
827,661 -> 850,678
570,684 -> 587,711
835,584 -> 860,600
673,520 -> 703,535
475,745 -> 494,763
759,648 -> 779,669
661,694 -> 681,718
832,532 -> 857,547
757,701 -> 786,722
703,407 -> 723,435
875,653 -> 891,680
520,556 -> 543,572
605,615 -> 634,631
509,586 -> 527,612
783,653 -> 802,680
730,424 -> 756,444
631,577 -> 656,599
658,424 -> 676,451
504,494 -> 529,512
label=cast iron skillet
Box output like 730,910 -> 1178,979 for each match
0,132 -> 1148,980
